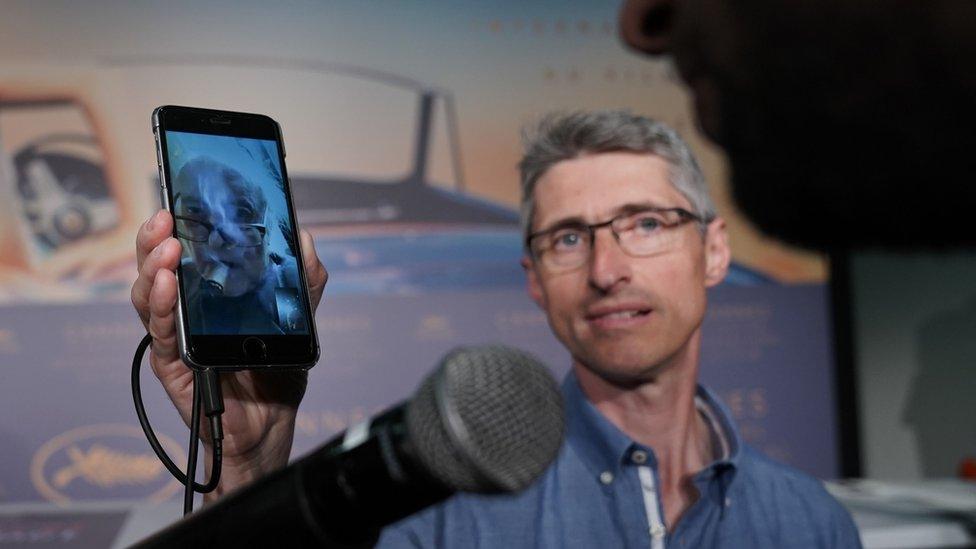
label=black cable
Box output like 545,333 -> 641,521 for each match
184,371 -> 202,515
131,334 -> 221,492
132,333 -> 223,516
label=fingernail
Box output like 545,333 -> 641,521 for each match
148,210 -> 162,230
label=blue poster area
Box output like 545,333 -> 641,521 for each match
0,505 -> 128,547
0,226 -> 838,503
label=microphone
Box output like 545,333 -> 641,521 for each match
134,345 -> 565,548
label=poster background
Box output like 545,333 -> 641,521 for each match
0,0 -> 840,504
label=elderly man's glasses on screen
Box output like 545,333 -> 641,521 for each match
527,207 -> 703,271
175,215 -> 267,248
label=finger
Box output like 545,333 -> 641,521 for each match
136,210 -> 173,270
147,267 -> 182,368
131,237 -> 181,329
300,229 -> 328,312
147,267 -> 195,421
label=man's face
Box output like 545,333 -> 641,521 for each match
176,173 -> 268,297
523,152 -> 729,384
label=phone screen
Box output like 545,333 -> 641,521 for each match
165,130 -> 310,336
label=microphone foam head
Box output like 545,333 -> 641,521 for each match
406,345 -> 564,493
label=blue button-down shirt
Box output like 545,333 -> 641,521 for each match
379,373 -> 862,548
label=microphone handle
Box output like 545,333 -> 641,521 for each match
134,406 -> 454,548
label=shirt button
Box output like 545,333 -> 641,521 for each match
650,525 -> 666,539
631,450 -> 648,464
725,497 -> 732,507
599,471 -> 614,484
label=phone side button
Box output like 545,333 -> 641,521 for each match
242,337 -> 268,362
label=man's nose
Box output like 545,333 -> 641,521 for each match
208,225 -> 233,249
588,227 -> 631,292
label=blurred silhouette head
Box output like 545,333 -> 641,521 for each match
619,0 -> 976,249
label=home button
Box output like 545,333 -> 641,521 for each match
242,337 -> 268,362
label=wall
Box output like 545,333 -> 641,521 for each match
852,251 -> 976,479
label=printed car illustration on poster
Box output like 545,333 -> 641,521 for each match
0,57 -> 769,304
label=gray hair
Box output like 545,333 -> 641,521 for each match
518,110 -> 716,245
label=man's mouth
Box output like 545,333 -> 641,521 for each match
199,257 -> 244,296
598,310 -> 650,319
585,306 -> 653,329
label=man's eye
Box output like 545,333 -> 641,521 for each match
634,215 -> 662,233
552,230 -> 583,251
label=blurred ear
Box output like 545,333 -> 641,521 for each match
521,255 -> 546,309
619,0 -> 675,55
703,217 -> 731,288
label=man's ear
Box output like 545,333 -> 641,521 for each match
521,255 -> 546,309
619,0 -> 675,55
703,217 -> 731,288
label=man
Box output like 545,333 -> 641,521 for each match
172,156 -> 305,335
617,0 -> 976,250
376,111 -> 860,547
133,111 -> 860,546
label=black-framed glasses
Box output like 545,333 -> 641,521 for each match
526,207 -> 703,272
174,215 -> 267,248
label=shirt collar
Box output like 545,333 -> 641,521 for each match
562,372 -> 743,480
563,371 -> 634,477
693,384 -> 742,473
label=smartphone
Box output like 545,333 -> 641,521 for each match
152,105 -> 319,370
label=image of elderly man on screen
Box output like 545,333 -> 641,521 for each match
173,156 -> 306,335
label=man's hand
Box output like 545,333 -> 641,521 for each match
131,209 -> 328,499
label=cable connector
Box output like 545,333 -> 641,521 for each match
200,368 -> 224,417
199,368 -> 224,443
